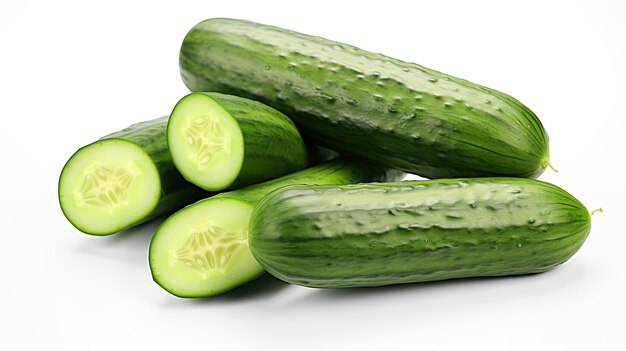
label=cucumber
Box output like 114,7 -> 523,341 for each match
180,18 -> 549,179
58,117 -> 209,235
168,92 -> 309,190
149,159 -> 404,297
248,179 -> 591,288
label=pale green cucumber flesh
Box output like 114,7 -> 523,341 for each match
59,139 -> 161,235
167,92 -> 310,191
149,198 -> 261,298
168,93 -> 245,191
249,178 -> 591,288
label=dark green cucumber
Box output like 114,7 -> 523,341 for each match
168,92 -> 309,190
149,159 -> 404,297
249,179 -> 591,288
59,116 -> 209,235
180,18 -> 549,179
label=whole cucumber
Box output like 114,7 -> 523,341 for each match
181,18 -> 549,178
249,179 -> 591,288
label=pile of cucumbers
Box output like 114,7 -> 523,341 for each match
58,18 -> 593,298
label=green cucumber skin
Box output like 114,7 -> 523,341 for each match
68,117 -> 209,232
188,92 -> 309,188
180,18 -> 549,179
212,158 -> 404,205
249,179 -> 591,288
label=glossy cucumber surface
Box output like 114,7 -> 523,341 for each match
249,178 -> 591,288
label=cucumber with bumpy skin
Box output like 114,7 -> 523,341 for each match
181,18 -> 549,179
249,178 -> 591,288
168,92 -> 309,190
149,159 -> 404,297
58,117 -> 209,236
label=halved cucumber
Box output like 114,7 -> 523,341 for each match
59,117 -> 209,235
149,159 -> 405,297
149,198 -> 257,297
167,92 -> 309,191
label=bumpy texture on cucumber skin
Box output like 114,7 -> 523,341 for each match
172,92 -> 309,189
61,117 -> 210,234
180,18 -> 549,179
249,178 -> 591,288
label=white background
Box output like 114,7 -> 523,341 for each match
1,0 -> 624,350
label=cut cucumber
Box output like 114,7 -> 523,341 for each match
59,139 -> 160,234
59,117 -> 209,235
149,158 -> 405,297
149,198 -> 256,297
168,92 -> 309,191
